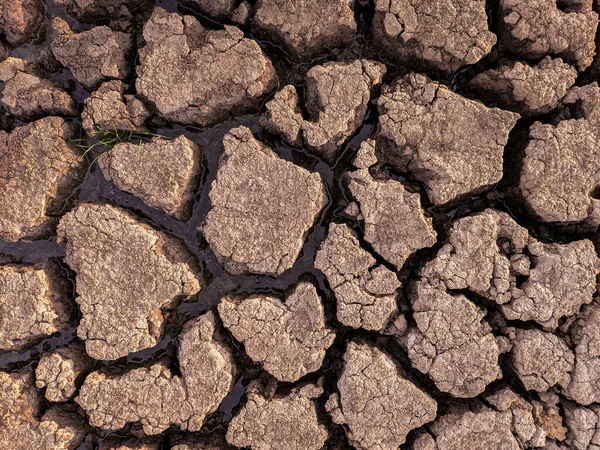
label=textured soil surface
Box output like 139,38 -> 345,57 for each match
3,0 -> 600,449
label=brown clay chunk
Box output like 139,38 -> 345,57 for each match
371,0 -> 496,74
509,328 -> 574,392
315,223 -> 400,331
0,0 -> 44,46
35,343 -> 93,402
498,0 -> 598,71
98,136 -> 201,221
520,82 -> 600,227
424,399 -> 545,449
0,370 -> 87,450
82,80 -> 150,134
565,302 -> 600,405
252,0 -> 356,60
468,57 -> 578,117
0,262 -> 73,351
346,165 -> 437,270
423,209 -> 599,329
502,239 -> 599,328
137,8 -> 277,126
76,312 -> 236,434
51,17 -> 135,90
261,59 -> 385,162
376,73 -> 519,205
403,278 -> 502,398
0,117 -> 86,242
57,202 -> 202,360
326,341 -> 437,449
226,383 -> 328,450
218,282 -> 335,382
562,402 -> 600,450
171,434 -> 233,450
203,126 -> 327,276
0,57 -> 77,120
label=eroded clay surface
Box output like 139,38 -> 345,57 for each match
203,126 -> 327,276
57,202 -> 202,360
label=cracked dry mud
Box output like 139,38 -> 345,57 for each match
3,0 -> 600,449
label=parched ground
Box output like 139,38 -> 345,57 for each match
2,0 -> 600,449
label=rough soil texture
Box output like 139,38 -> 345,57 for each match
371,0 -> 496,74
137,8 -> 277,126
35,343 -> 93,402
4,1 -> 600,449
57,202 -> 202,360
76,311 -> 236,434
218,282 -> 335,382
520,82 -> 600,228
0,57 -> 77,120
498,0 -> 599,71
0,117 -> 86,242
376,73 -> 519,205
51,17 -> 135,90
327,341 -> 437,449
468,57 -> 578,117
262,59 -> 385,162
252,0 -> 356,60
0,370 -> 87,450
315,223 -> 401,331
0,262 -> 73,351
203,126 -> 327,276
98,136 -> 202,221
227,383 -> 328,450
81,80 -> 150,134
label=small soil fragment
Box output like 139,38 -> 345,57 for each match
226,383 -> 328,450
251,0 -> 356,60
502,239 -> 599,329
484,387 -> 548,447
137,8 -> 277,126
346,165 -> 436,270
51,17 -> 135,90
76,312 -> 237,434
261,59 -> 385,162
0,57 -> 77,120
371,0 -> 496,75
0,117 -> 86,242
315,223 -> 400,331
376,73 -> 519,205
562,402 -> 600,450
82,80 -> 150,134
468,57 -> 578,117
35,343 -> 93,402
98,135 -> 201,221
509,328 -> 574,392
0,262 -> 73,351
202,126 -> 327,276
0,0 -> 44,46
326,341 -> 437,449
519,82 -> 600,228
565,302 -> 600,405
0,370 -> 87,450
219,281 -> 335,382
403,278 -> 502,398
498,0 -> 598,71
57,202 -> 202,360
423,209 -> 599,329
